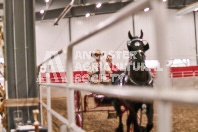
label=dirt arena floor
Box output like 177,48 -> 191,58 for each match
42,97 -> 198,132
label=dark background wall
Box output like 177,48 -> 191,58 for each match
4,0 -> 38,130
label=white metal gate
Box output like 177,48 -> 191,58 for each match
38,0 -> 198,132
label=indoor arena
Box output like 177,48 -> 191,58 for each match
1,0 -> 198,132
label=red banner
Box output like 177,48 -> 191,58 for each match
40,66 -> 198,83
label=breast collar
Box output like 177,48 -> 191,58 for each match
126,67 -> 153,86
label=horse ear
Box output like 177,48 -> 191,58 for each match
144,43 -> 149,51
128,31 -> 134,40
140,29 -> 143,39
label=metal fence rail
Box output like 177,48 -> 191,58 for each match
40,83 -> 198,105
38,0 -> 198,132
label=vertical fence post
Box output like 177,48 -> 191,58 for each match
151,0 -> 172,132
66,47 -> 75,131
38,71 -> 43,125
5,81 -> 8,99
46,65 -> 52,132
60,123 -> 67,132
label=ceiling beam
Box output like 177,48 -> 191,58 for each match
54,0 -> 74,25
176,1 -> 198,15
35,1 -> 131,21
35,0 -> 71,12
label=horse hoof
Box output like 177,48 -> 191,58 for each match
115,125 -> 123,132
115,128 -> 123,132
139,126 -> 146,132
146,124 -> 153,132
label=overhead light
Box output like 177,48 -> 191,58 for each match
40,10 -> 45,14
176,1 -> 198,15
96,3 -> 102,8
85,13 -> 90,18
162,0 -> 167,2
144,7 -> 150,12
45,0 -> 49,2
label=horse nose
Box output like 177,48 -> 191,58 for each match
135,52 -> 145,62
141,53 -> 145,60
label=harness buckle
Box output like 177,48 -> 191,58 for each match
141,104 -> 147,114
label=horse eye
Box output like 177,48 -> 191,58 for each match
143,40 -> 148,45
127,40 -> 131,45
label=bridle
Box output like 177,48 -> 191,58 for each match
125,39 -> 153,86
127,38 -> 143,43
127,38 -> 146,62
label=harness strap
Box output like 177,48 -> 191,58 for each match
127,71 -> 139,85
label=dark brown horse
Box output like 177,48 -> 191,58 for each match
112,30 -> 154,132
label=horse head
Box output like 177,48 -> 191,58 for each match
127,30 -> 149,64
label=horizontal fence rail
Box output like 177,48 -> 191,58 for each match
38,68 -> 198,83
41,102 -> 69,125
37,49 -> 64,71
39,83 -> 198,105
40,101 -> 85,132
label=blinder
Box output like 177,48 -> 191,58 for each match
127,39 -> 149,52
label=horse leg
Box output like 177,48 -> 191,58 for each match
126,111 -> 133,132
127,109 -> 140,132
112,99 -> 123,132
117,114 -> 123,132
146,103 -> 154,132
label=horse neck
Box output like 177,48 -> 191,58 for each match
129,63 -> 149,82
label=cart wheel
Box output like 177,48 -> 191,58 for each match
76,113 -> 82,127
84,94 -> 90,111
130,124 -> 133,132
74,91 -> 81,111
74,91 -> 84,128
79,95 -> 84,128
